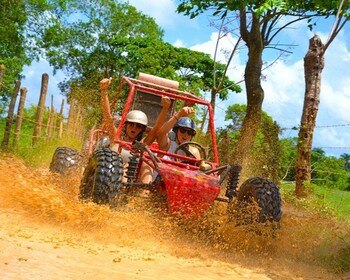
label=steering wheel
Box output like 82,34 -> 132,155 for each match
173,141 -> 207,162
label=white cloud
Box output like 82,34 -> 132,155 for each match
190,32 -> 245,82
321,82 -> 350,121
173,39 -> 185,48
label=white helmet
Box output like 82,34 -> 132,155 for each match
126,110 -> 148,126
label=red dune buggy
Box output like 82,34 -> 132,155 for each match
51,73 -> 282,223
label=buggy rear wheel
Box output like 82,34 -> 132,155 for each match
234,177 -> 282,225
49,147 -> 82,174
79,148 -> 124,206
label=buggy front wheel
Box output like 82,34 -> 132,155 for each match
233,177 -> 282,225
79,148 -> 124,206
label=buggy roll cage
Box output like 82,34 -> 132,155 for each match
88,74 -> 220,171
114,75 -> 219,165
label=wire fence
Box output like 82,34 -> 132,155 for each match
0,73 -> 84,151
214,102 -> 350,152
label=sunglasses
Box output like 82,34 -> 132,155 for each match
127,122 -> 144,129
178,127 -> 194,136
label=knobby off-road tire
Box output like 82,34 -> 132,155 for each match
235,177 -> 282,225
49,147 -> 82,175
79,148 -> 124,206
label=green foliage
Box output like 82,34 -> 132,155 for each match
32,1 -> 240,133
177,0 -> 348,19
39,2 -> 161,80
0,0 -> 77,103
281,182 -> 350,273
281,181 -> 350,273
278,142 -> 350,190
311,150 -> 350,191
218,104 -> 281,180
2,0 -> 241,143
279,137 -> 298,180
40,2 -> 164,78
172,47 -> 241,98
0,0 -> 29,103
14,130 -> 81,167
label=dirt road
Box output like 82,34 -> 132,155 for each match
0,154 -> 348,279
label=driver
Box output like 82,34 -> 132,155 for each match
100,77 -> 171,184
157,107 -> 201,161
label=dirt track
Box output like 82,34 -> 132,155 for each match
0,154 -> 349,279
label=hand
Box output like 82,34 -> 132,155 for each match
161,96 -> 171,109
100,77 -> 112,90
178,106 -> 194,118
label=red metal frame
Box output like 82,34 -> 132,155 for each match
114,76 -> 219,165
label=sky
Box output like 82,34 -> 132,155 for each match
21,0 -> 350,158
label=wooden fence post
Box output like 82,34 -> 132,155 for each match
58,98 -> 65,139
32,73 -> 49,146
51,108 -> 57,139
1,80 -> 20,150
13,87 -> 27,150
45,106 -> 51,139
59,121 -> 63,139
66,99 -> 77,137
0,64 -> 5,89
45,95 -> 54,140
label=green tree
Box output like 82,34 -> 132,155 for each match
311,149 -> 349,191
0,0 -> 72,107
279,137 -> 298,181
177,0 -> 349,182
220,104 -> 281,181
37,1 -> 240,130
0,0 -> 28,108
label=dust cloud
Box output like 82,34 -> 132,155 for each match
0,154 -> 348,279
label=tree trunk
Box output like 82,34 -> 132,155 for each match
235,13 -> 264,182
295,35 -> 324,198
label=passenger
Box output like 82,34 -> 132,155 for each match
100,77 -> 171,183
157,107 -> 201,161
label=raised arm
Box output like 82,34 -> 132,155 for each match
157,106 -> 195,151
100,78 -> 117,141
143,95 -> 171,145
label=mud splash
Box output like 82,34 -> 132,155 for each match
0,154 -> 348,279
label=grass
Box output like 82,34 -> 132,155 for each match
280,182 -> 350,273
280,183 -> 350,222
0,117 -> 82,167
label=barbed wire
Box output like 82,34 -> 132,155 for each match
282,123 -> 350,130
214,101 -> 350,131
313,146 -> 350,150
312,170 -> 350,177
